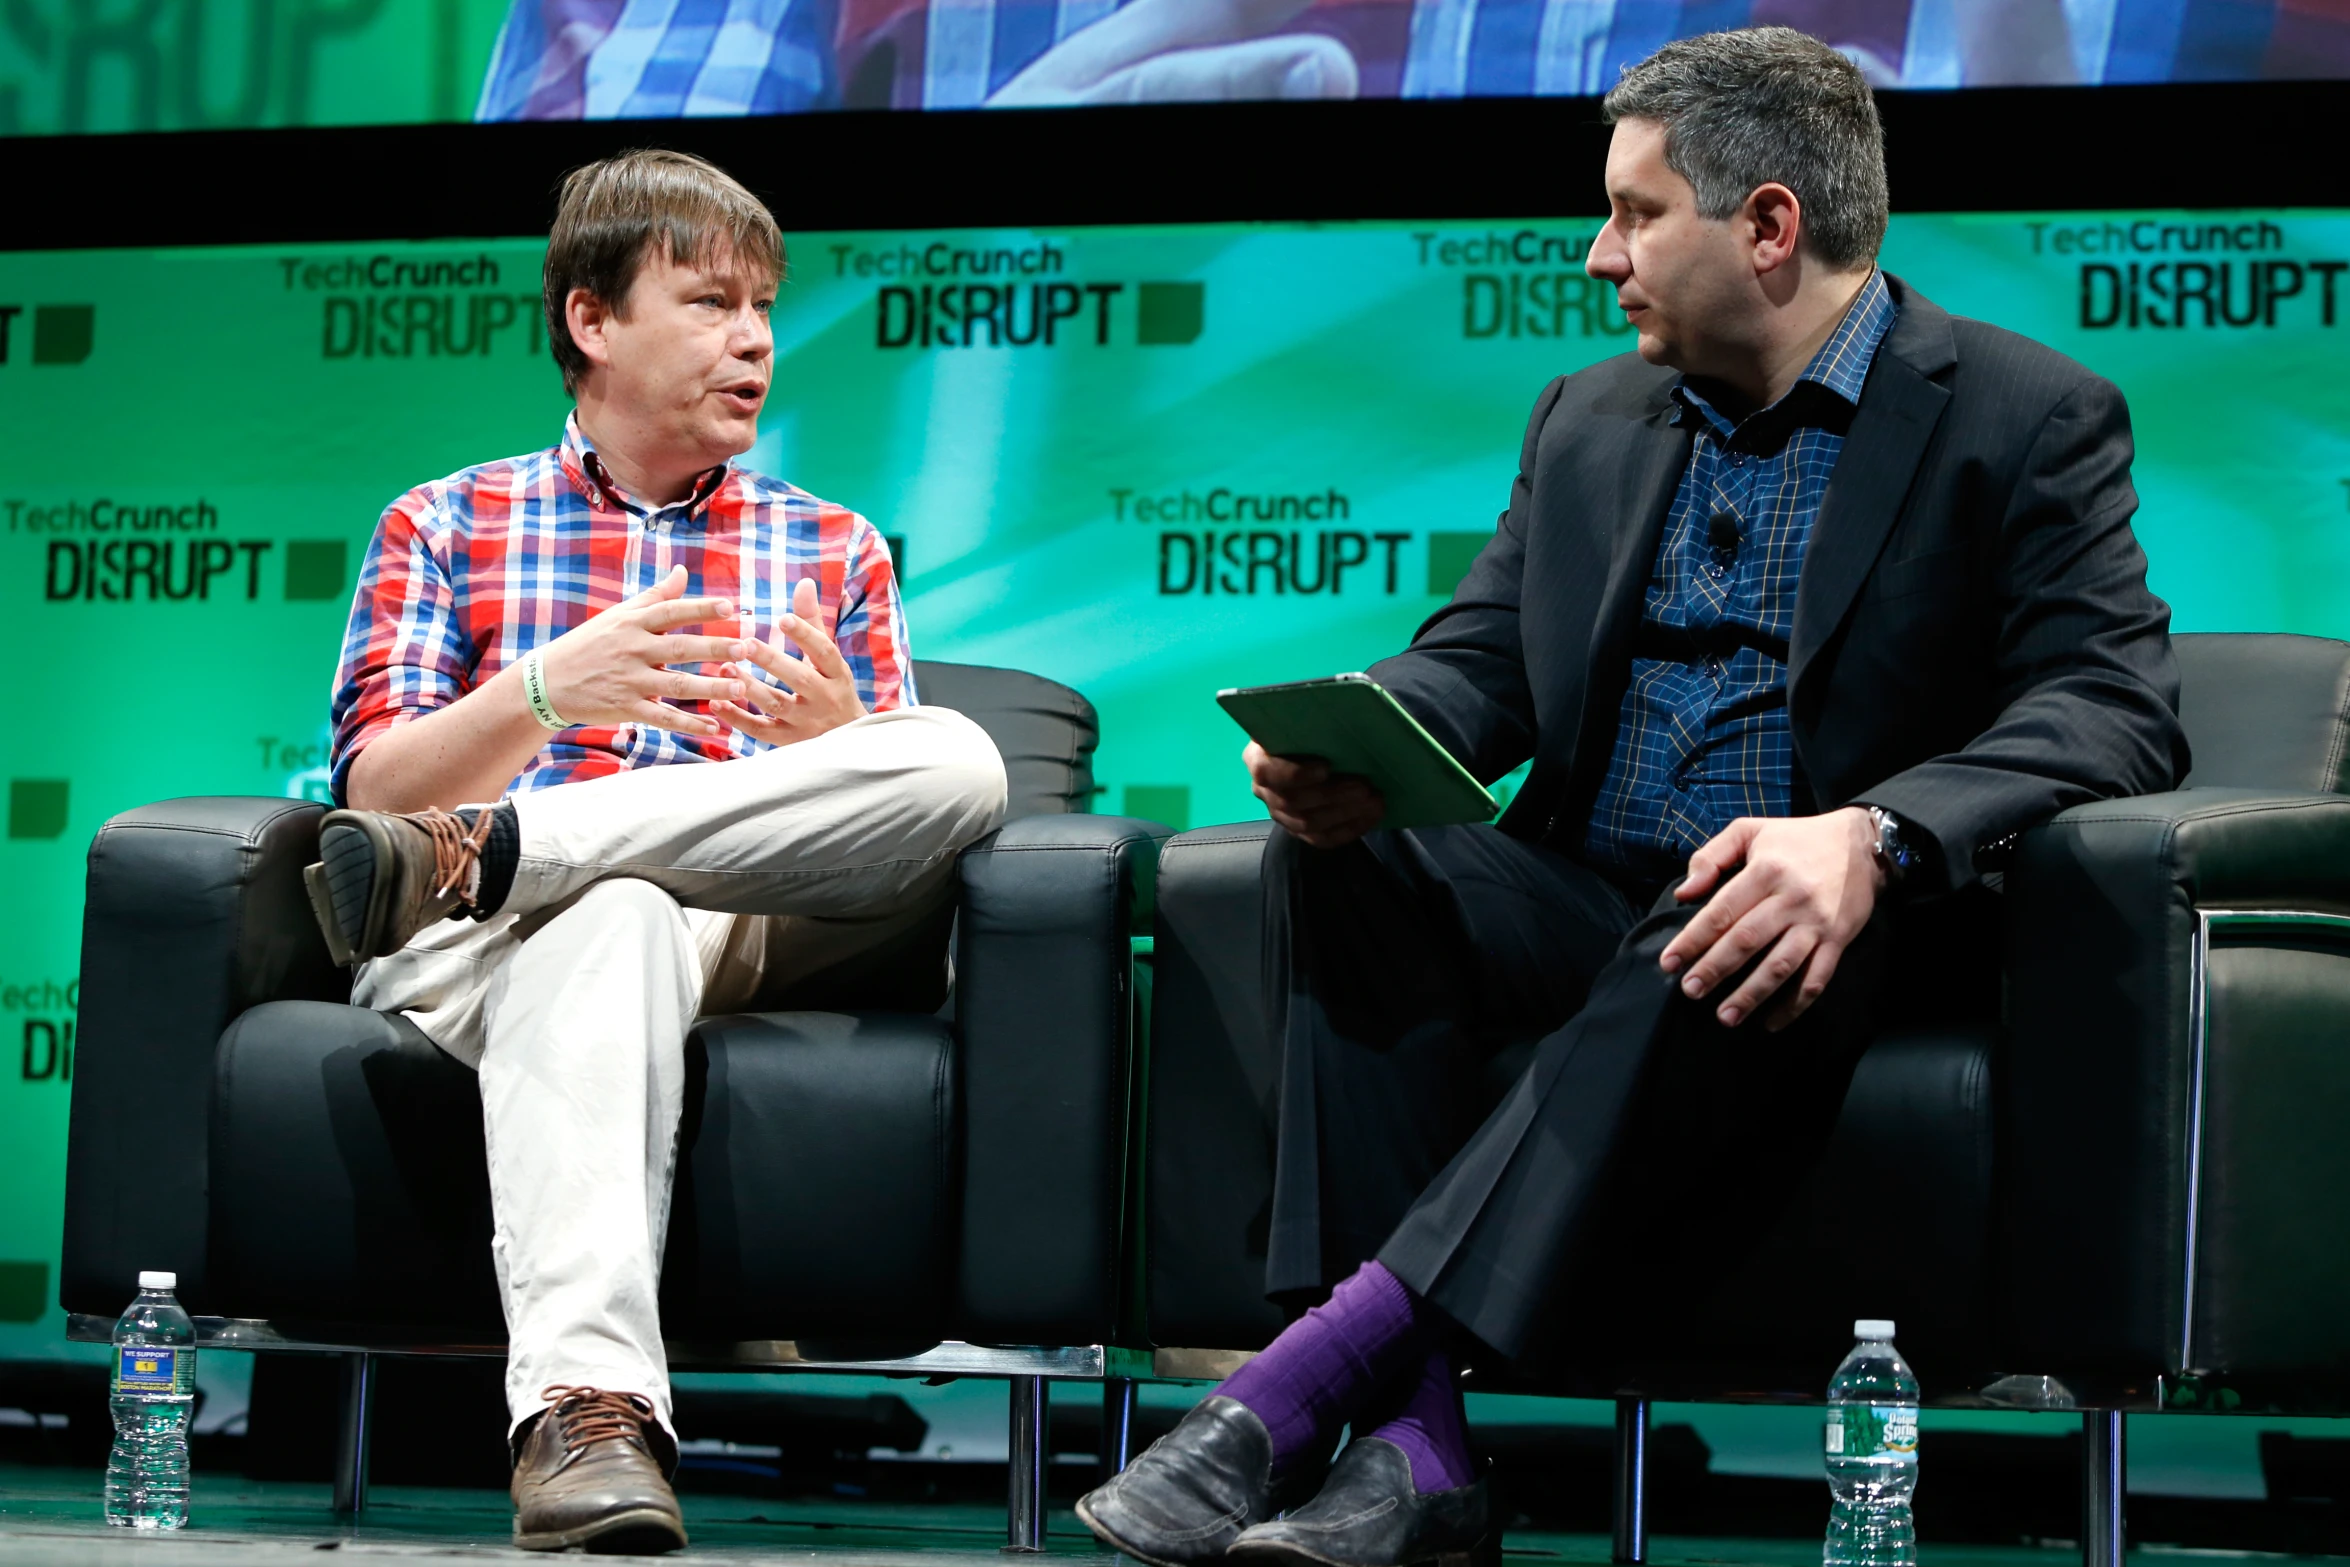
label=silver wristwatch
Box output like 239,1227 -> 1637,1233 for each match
1866,805 -> 1921,885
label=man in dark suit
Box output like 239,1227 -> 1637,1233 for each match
1078,25 -> 2187,1567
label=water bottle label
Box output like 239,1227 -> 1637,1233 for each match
1826,1404 -> 1918,1457
114,1345 -> 178,1394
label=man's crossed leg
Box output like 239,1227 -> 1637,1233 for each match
315,705 -> 1007,1551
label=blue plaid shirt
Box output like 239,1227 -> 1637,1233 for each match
1584,271 -> 1897,879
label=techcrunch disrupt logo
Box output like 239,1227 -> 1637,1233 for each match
2028,219 -> 2289,256
6,978 -> 75,1084
0,304 -> 95,365
8,498 -> 349,602
281,254 -> 506,290
874,281 -> 1205,349
1113,487 -> 1351,525
830,240 -> 1067,280
1412,229 -> 1633,341
832,238 -> 1206,348
281,252 -> 543,359
1157,530 -> 1410,596
8,496 -> 219,534
1112,486 -> 1407,596
2079,258 -> 2346,329
2024,220 -> 2347,330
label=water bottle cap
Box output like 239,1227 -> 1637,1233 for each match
137,1271 -> 176,1290
1854,1318 -> 1895,1341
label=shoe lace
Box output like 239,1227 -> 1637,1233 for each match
539,1385 -> 655,1451
402,807 -> 495,906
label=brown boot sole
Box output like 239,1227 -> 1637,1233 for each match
309,809 -> 449,966
513,1505 -> 688,1554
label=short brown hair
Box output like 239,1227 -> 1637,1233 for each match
1603,28 -> 1888,272
542,149 -> 785,395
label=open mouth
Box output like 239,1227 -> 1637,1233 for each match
718,384 -> 765,413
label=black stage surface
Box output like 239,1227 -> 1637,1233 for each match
0,1462 -> 2169,1567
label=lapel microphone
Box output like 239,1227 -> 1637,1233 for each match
1708,510 -> 1742,553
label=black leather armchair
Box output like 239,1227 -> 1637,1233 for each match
59,661 -> 1165,1542
1137,632 -> 2350,1566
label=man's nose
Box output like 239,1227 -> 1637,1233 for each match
1587,229 -> 1630,281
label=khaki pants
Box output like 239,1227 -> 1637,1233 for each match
351,706 -> 1009,1431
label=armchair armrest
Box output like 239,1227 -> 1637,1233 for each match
1141,821 -> 1287,1353
2000,789 -> 2350,1386
63,798 -> 347,1315
952,814 -> 1166,1344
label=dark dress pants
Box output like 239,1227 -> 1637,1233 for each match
1260,822 -> 1889,1364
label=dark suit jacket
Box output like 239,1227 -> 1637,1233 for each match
1372,275 -> 2190,897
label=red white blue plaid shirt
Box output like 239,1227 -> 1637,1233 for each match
330,413 -> 914,804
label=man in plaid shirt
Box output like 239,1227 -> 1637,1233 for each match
312,149 -> 1005,1555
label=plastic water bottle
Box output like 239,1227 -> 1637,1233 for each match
1823,1318 -> 1917,1567
104,1271 -> 195,1529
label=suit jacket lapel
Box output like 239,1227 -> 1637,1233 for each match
1789,281 -> 1957,702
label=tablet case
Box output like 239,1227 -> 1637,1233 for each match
1216,673 -> 1498,830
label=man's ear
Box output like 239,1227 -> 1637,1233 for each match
566,286 -> 617,373
1746,183 -> 1804,276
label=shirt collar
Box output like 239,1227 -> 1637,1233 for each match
1672,268 -> 1896,436
558,411 -> 733,521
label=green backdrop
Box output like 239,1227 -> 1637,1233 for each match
2,208 -> 2346,1353
0,0 -> 509,135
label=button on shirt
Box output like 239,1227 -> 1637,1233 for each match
1584,271 -> 1897,879
330,413 -> 914,804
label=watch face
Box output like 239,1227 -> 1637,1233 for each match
1871,810 -> 1913,873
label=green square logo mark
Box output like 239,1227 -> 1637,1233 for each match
1122,784 -> 1192,831
32,305 -> 93,365
9,779 -> 67,840
284,540 -> 349,602
1137,282 -> 1204,346
883,534 -> 907,577
0,1261 -> 49,1324
1426,532 -> 1491,596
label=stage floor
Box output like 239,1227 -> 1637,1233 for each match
0,1463 -> 2183,1567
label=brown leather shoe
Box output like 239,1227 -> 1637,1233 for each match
304,806 -> 494,965
510,1385 -> 687,1555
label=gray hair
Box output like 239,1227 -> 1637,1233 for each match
1602,27 -> 1888,272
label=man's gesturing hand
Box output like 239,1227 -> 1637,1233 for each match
534,565 -> 749,739
1245,741 -> 1384,848
1659,807 -> 1884,1032
709,577 -> 869,747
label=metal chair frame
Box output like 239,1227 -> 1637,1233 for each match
66,1315 -> 1164,1550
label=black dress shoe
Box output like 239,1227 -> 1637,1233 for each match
1227,1437 -> 1496,1567
1076,1396 -> 1284,1567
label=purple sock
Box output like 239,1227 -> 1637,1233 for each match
1218,1262 -> 1427,1474
1356,1347 -> 1476,1493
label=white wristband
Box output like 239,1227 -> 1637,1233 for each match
520,647 -> 569,731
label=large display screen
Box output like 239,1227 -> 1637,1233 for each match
2,207 -> 2347,1348
5,0 -> 2347,136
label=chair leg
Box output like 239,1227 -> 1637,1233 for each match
1612,1394 -> 1648,1564
2082,1409 -> 2125,1567
1005,1375 -> 1048,1553
333,1353 -> 376,1518
1101,1376 -> 1138,1480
